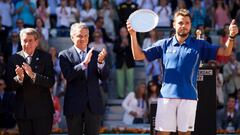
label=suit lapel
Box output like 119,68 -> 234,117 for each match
30,50 -> 40,68
70,46 -> 81,64
18,50 -> 25,58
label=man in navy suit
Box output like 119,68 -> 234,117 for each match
59,22 -> 110,135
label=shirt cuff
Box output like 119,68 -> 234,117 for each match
30,73 -> 36,83
15,75 -> 23,84
80,62 -> 88,70
97,61 -> 105,70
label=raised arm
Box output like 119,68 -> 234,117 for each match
126,21 -> 146,60
217,19 -> 239,56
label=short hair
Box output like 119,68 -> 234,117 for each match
173,9 -> 191,22
20,28 -> 39,40
70,22 -> 89,37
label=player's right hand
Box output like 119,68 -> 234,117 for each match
126,20 -> 136,36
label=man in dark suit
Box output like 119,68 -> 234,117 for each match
5,28 -> 55,135
3,30 -> 22,63
59,22 -> 109,135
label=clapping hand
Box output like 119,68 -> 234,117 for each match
15,65 -> 24,81
83,47 -> 94,65
98,48 -> 107,64
22,62 -> 35,79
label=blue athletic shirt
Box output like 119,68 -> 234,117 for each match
143,36 -> 219,100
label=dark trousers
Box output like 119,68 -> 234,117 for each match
16,115 -> 53,135
66,106 -> 102,135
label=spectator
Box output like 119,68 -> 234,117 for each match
68,0 -> 80,25
0,16 -> 9,53
49,47 -> 61,77
3,30 -> 21,63
80,0 -> 99,9
212,0 -> 230,30
0,78 -> 16,131
89,31 -> 107,52
0,0 -> 15,34
36,17 -> 49,40
146,80 -> 160,109
190,0 -> 206,28
113,26 -> 135,99
15,0 -> 36,28
217,96 -> 240,133
117,0 -> 138,28
56,0 -> 71,36
48,0 -> 59,28
80,0 -> 97,30
35,17 -> 49,51
49,46 -> 62,98
98,0 -> 117,41
13,18 -> 24,33
216,65 -> 224,106
217,24 -> 236,66
203,0 -> 214,27
175,0 -> 187,11
90,17 -> 113,43
184,0 -> 193,9
223,52 -> 240,99
136,0 -> 158,10
122,82 -> 148,124
229,0 -> 240,19
154,0 -> 172,28
195,25 -> 212,44
142,29 -> 163,84
36,0 -> 51,29
114,0 -> 126,6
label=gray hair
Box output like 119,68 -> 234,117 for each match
20,28 -> 39,40
70,22 -> 89,37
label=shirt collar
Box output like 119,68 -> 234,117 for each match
23,51 -> 33,58
172,35 -> 192,46
74,46 -> 87,54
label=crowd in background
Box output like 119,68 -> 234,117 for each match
0,0 -> 240,134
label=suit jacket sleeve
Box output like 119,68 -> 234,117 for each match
5,56 -> 22,91
59,51 -> 86,82
98,60 -> 110,81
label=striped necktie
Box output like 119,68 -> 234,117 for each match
26,56 -> 32,64
80,51 -> 85,62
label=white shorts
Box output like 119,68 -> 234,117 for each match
155,98 -> 198,132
